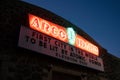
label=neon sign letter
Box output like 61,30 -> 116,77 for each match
29,14 -> 68,43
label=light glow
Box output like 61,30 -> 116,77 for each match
29,14 -> 99,56
29,14 -> 68,42
75,34 -> 99,56
67,27 -> 76,45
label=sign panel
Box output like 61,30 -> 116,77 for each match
18,26 -> 104,71
29,14 -> 99,56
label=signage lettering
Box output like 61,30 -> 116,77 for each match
18,26 -> 104,71
29,14 -> 99,56
29,15 -> 68,43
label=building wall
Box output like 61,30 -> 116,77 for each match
101,48 -> 120,80
0,0 -> 120,80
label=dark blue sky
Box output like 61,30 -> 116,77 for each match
22,0 -> 120,58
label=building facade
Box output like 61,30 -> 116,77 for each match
0,1 -> 120,80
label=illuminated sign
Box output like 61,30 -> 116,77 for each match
29,14 -> 99,56
18,26 -> 104,71
67,27 -> 76,45
75,35 -> 99,56
29,14 -> 68,43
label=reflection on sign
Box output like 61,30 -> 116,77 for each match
18,26 -> 104,71
29,14 -> 99,56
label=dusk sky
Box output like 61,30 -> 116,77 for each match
22,0 -> 120,58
